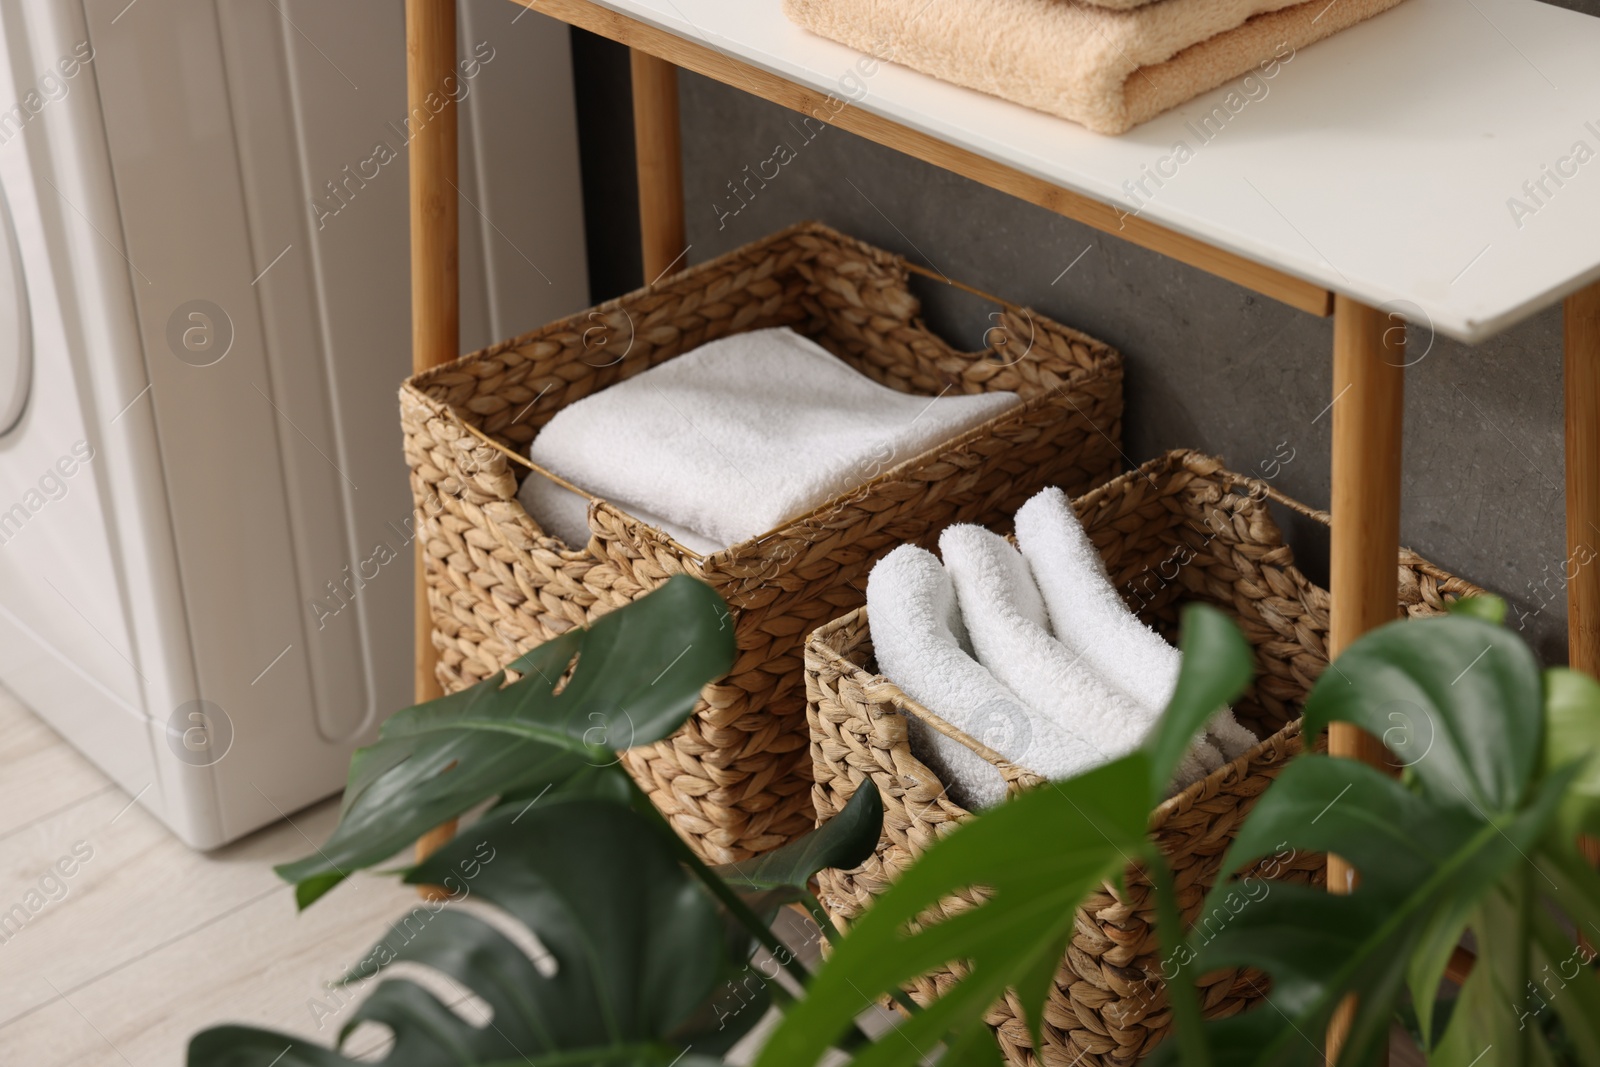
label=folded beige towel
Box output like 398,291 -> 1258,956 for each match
784,0 -> 1410,134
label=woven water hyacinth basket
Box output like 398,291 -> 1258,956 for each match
400,221 -> 1124,863
805,449 -> 1488,1066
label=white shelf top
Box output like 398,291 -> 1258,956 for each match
585,0 -> 1600,343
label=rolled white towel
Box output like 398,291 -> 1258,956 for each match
524,327 -> 1020,550
516,475 -> 723,556
1014,487 -> 1258,761
940,523 -> 1219,791
867,545 -> 1038,810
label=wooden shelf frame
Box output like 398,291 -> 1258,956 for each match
406,0 -> 1600,1053
520,0 -> 1333,318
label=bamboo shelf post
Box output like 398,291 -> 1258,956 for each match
1568,282 -> 1600,679
1327,296 -> 1406,751
1567,281 -> 1600,872
630,49 -> 686,280
1325,294 -> 1406,1064
407,0 -> 460,878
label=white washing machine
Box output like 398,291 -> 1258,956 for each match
0,0 -> 589,847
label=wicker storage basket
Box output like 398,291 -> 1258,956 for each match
805,450 -> 1487,1067
400,221 -> 1124,863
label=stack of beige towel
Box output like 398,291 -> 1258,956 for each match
784,0 -> 1409,135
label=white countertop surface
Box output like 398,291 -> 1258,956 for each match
581,0 -> 1600,342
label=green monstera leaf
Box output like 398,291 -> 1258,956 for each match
1299,610 -> 1543,817
1143,604 -> 1257,806
757,756 -> 1150,1067
1149,600 -> 1600,1067
192,799 -> 763,1067
277,575 -> 735,907
1544,667 -> 1600,841
711,779 -> 883,915
193,574 -> 904,1066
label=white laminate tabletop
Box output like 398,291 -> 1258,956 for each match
576,0 -> 1600,343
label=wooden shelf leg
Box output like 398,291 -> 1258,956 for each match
408,0 -> 458,705
1327,297 -> 1406,756
1567,283 -> 1600,678
1566,282 -> 1600,876
1326,294 -> 1406,1063
630,50 -> 686,281
408,0 -> 460,887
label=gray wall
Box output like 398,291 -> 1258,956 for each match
667,1 -> 1599,665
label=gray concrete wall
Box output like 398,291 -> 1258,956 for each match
666,2 -> 1599,665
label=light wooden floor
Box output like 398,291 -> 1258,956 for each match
0,685 -> 420,1065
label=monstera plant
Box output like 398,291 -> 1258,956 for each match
188,575 -> 1600,1067
1151,596 -> 1600,1067
755,597 -> 1600,1067
187,576 -> 883,1066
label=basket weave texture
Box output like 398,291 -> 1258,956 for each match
805,450 -> 1487,1066
400,221 -> 1124,863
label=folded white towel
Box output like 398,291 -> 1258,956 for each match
522,327 -> 1021,551
1014,488 -> 1259,761
866,545 -> 1037,810
516,476 -> 723,556
939,524 -> 1218,790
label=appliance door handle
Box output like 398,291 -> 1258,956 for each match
0,178 -> 32,436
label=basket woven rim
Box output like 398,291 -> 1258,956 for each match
1102,449 -> 1478,591
806,446 -> 1487,831
399,218 -> 1124,563
400,219 -> 1121,393
809,604 -> 1306,833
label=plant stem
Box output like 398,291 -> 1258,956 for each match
617,771 -> 889,1055
1530,902 -> 1600,1064
620,775 -> 885,1051
1148,847 -> 1212,1067
621,774 -> 815,992
796,889 -> 922,1019
1517,862 -> 1534,1067
1538,843 -> 1600,942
